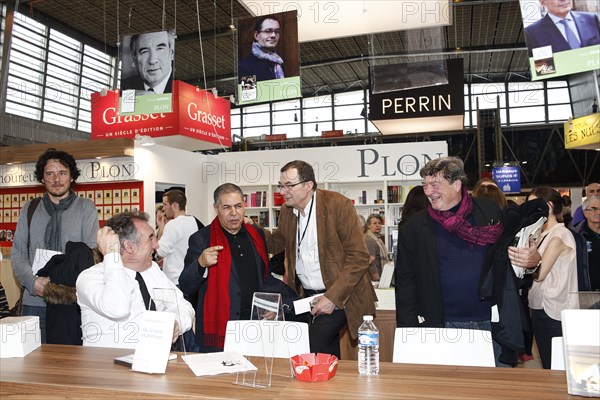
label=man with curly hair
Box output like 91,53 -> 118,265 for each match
11,148 -> 98,342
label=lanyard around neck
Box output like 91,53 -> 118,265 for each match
297,198 -> 314,260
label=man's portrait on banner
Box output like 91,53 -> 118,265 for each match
120,30 -> 175,95
237,11 -> 300,89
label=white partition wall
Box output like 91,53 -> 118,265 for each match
133,143 -> 212,225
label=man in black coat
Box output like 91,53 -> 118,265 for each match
179,183 -> 270,352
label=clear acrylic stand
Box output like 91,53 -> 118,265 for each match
234,292 -> 288,389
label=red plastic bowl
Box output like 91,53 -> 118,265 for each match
290,353 -> 338,382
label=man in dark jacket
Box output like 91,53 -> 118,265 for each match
573,196 -> 600,290
395,157 -> 538,367
179,183 -> 269,352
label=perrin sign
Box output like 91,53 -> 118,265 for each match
91,80 -> 231,149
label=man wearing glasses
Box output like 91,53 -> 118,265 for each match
249,160 -> 376,359
572,182 -> 600,227
238,15 -> 285,82
573,196 -> 600,290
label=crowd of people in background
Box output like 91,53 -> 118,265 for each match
3,148 -> 598,371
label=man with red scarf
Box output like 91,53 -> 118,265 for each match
395,157 -> 508,364
179,183 -> 269,352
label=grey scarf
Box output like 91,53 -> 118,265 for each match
42,190 -> 77,251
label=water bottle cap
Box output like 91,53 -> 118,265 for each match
363,315 -> 373,321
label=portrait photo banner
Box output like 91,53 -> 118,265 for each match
119,30 -> 175,114
236,10 -> 301,105
519,0 -> 600,80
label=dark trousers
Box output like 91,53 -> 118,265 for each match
307,308 -> 347,359
22,305 -> 46,344
531,308 -> 562,369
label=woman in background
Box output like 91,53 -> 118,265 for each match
473,181 -> 507,209
363,214 -> 389,281
525,187 -> 577,369
398,185 -> 428,228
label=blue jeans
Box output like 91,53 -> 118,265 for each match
445,320 -> 511,368
21,305 -> 46,344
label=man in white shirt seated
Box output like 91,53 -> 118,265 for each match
76,211 -> 194,349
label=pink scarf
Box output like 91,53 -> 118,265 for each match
427,187 -> 503,246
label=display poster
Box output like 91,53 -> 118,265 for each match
520,0 -> 600,80
493,165 -> 522,193
119,30 -> 175,114
236,10 -> 301,105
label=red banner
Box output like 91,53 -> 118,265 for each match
91,81 -> 231,147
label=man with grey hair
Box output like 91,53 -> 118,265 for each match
573,195 -> 600,290
395,157 -> 507,364
121,30 -> 174,94
76,211 -> 194,349
179,183 -> 270,352
572,182 -> 600,227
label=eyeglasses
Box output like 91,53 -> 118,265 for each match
277,180 -> 307,191
258,29 -> 281,35
584,207 -> 600,212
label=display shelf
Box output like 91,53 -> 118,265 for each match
0,181 -> 144,248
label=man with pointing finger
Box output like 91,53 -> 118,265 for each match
179,183 -> 269,352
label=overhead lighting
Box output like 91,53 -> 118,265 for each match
135,134 -> 155,147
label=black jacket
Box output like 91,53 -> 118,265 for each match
37,241 -> 95,345
238,54 -> 280,82
179,224 -> 269,352
395,197 -> 502,328
479,199 -> 549,366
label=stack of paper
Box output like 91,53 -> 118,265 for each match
512,216 -> 546,278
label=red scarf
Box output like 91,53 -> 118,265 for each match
427,187 -> 503,247
203,217 -> 269,348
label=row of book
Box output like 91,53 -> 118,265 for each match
243,191 -> 268,208
248,210 -> 270,227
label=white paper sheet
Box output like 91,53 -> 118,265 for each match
131,311 -> 175,374
182,351 -> 257,377
293,295 -> 319,315
378,262 -> 395,289
32,249 -> 63,275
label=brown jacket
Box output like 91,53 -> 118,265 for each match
265,189 -> 377,339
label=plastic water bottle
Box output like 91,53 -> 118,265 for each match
358,315 -> 379,376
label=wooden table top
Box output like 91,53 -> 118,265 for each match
0,345 -> 576,399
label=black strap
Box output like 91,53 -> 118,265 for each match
26,197 -> 42,260
135,272 -> 156,311
15,197 -> 42,316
